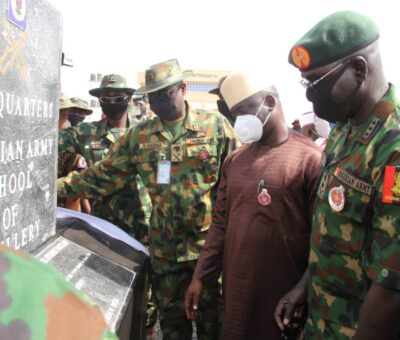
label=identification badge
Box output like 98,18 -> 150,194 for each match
258,189 -> 271,206
328,185 -> 345,212
157,160 -> 171,184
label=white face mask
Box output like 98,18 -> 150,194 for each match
233,98 -> 271,144
313,115 -> 331,139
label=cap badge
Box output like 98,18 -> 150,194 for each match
292,46 -> 311,69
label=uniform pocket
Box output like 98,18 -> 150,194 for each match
320,174 -> 371,257
186,143 -> 219,184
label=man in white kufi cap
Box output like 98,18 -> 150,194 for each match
185,72 -> 322,339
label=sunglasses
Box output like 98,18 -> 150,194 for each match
98,95 -> 129,104
148,84 -> 181,104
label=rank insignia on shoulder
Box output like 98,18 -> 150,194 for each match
382,165 -> 400,204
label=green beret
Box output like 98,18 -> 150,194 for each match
288,11 -> 379,71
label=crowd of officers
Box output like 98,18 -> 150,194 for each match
56,10 -> 400,340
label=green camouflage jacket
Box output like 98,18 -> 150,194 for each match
305,85 -> 400,338
0,244 -> 117,340
58,115 -> 151,242
58,106 -> 239,274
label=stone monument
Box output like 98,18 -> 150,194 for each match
0,0 -> 60,251
0,1 -> 148,338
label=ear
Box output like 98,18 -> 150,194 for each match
352,56 -> 368,83
265,94 -> 275,109
181,83 -> 187,96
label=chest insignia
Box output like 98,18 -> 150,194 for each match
258,189 -> 272,206
171,144 -> 183,162
328,185 -> 346,212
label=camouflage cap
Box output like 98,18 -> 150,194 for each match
59,93 -> 74,110
289,11 -> 379,71
135,59 -> 193,95
89,74 -> 135,97
209,75 -> 229,95
69,97 -> 93,115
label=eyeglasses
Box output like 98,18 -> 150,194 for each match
148,84 -> 180,104
98,95 -> 129,104
299,60 -> 351,90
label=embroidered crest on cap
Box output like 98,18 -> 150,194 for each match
292,46 -> 311,69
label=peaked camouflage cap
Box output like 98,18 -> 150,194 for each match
135,59 -> 193,95
89,74 -> 135,97
209,75 -> 229,95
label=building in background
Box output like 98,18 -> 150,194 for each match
137,69 -> 232,112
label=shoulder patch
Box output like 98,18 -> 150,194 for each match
382,165 -> 400,204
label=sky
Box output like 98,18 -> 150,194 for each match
47,0 -> 399,123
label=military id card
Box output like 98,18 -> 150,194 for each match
157,160 -> 171,184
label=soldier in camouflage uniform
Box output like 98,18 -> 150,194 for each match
275,11 -> 400,339
58,74 -> 151,241
58,59 -> 239,340
0,244 -> 117,340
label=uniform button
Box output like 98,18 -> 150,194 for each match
381,268 -> 389,278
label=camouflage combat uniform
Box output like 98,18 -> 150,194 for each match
58,114 -> 151,242
305,85 -> 400,338
0,244 -> 117,340
58,106 -> 239,339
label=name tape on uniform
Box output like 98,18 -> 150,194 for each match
185,137 -> 215,145
139,142 -> 165,150
333,166 -> 372,195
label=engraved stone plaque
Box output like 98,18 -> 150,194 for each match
35,236 -> 136,331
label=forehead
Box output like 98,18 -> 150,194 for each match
98,89 -> 130,97
69,109 -> 87,115
231,92 -> 264,113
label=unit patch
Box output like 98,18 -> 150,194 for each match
171,144 -> 184,162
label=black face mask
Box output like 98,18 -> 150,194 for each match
217,100 -> 233,119
100,101 -> 128,120
68,113 -> 85,126
150,101 -> 178,121
306,62 -> 361,123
